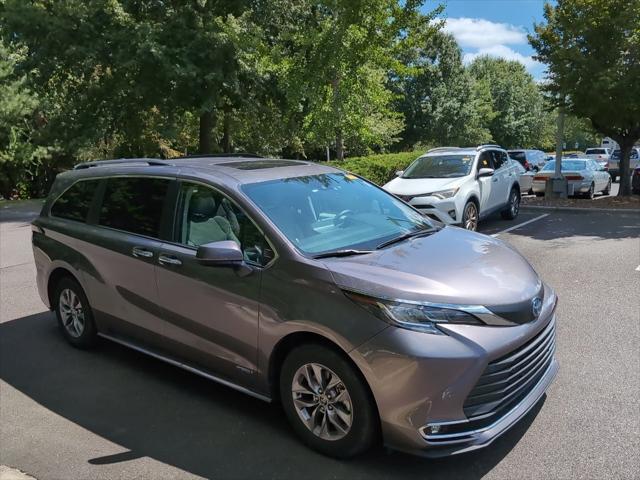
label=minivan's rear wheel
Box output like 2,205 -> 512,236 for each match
54,277 -> 97,348
501,188 -> 520,220
462,201 -> 479,231
280,344 -> 378,458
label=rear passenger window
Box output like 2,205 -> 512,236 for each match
51,179 -> 99,222
99,177 -> 169,237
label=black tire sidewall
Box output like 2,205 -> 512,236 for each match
53,277 -> 98,348
501,188 -> 519,220
279,344 -> 379,459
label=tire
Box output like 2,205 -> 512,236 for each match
501,188 -> 520,220
461,200 -> 479,231
584,183 -> 595,200
610,174 -> 617,183
279,344 -> 378,458
53,277 -> 98,349
602,178 -> 611,195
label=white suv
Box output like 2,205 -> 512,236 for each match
384,146 -> 521,231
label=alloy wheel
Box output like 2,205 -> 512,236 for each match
463,202 -> 478,231
291,363 -> 353,441
511,191 -> 520,216
59,288 -> 85,338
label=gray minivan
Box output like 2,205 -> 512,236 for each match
32,156 -> 558,458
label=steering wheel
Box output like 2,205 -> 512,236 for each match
334,209 -> 354,228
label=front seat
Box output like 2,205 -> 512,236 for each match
186,193 -> 239,247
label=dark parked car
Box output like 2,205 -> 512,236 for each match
632,167 -> 640,194
32,156 -> 558,458
608,147 -> 640,182
507,149 -> 547,171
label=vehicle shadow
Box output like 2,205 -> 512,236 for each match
0,312 -> 544,480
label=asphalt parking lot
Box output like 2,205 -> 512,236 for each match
1,201 -> 639,480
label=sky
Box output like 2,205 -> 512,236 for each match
427,0 -> 550,79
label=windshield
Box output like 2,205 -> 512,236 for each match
542,160 -> 587,171
241,173 -> 434,255
508,151 -> 526,161
402,154 -> 474,179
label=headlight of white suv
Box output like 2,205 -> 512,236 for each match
344,291 -> 484,335
429,188 -> 459,199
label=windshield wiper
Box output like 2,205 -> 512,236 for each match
375,228 -> 437,250
312,249 -> 373,259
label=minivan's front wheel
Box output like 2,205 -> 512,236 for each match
501,188 -> 520,220
462,201 -> 479,231
280,344 -> 378,458
54,277 -> 97,348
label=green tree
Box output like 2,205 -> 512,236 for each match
393,32 -> 493,149
530,0 -> 640,196
0,40 -> 51,198
467,56 -> 547,149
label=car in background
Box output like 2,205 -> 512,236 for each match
607,147 -> 640,182
508,149 -> 547,171
532,158 -> 611,199
584,148 -> 611,169
512,159 -> 534,194
632,167 -> 640,194
384,145 -> 521,231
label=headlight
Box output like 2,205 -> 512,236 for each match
429,188 -> 459,199
344,291 -> 484,334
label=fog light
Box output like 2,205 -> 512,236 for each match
426,425 -> 442,435
448,210 -> 456,220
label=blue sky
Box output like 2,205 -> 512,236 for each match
427,0 -> 550,79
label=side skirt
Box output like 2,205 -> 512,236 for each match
97,332 -> 272,403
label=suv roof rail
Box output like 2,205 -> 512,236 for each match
177,153 -> 263,159
476,144 -> 502,150
73,158 -> 171,170
427,147 -> 461,153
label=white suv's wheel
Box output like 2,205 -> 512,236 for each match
462,201 -> 478,231
501,188 -> 520,220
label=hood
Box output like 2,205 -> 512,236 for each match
384,176 -> 465,196
321,227 -> 541,308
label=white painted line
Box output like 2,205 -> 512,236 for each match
636,265 -> 640,272
491,214 -> 550,237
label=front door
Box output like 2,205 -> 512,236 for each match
155,181 -> 273,386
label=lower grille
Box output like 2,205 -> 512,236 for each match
463,318 -> 556,419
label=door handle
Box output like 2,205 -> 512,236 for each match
158,254 -> 182,266
132,246 -> 154,258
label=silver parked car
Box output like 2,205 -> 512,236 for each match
584,147 -> 611,169
532,158 -> 612,198
33,156 -> 558,458
512,158 -> 534,194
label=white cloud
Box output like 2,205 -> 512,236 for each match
443,17 -> 541,73
443,17 -> 527,49
462,45 -> 541,70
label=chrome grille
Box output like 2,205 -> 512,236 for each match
463,318 -> 556,418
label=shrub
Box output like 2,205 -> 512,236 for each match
326,150 -> 425,185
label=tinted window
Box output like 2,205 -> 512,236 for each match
478,151 -> 494,169
586,148 -> 606,155
492,151 -> 507,169
508,151 -> 526,162
99,177 -> 169,237
51,179 -> 99,222
177,183 -> 272,266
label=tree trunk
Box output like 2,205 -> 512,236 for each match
331,75 -> 344,161
198,111 -> 215,154
221,108 -> 232,153
616,139 -> 634,196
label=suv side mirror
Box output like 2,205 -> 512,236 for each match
477,168 -> 495,178
395,170 -> 404,177
196,240 -> 244,266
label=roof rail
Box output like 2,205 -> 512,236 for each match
476,144 -> 502,150
427,147 -> 461,153
177,153 -> 263,159
73,158 -> 171,170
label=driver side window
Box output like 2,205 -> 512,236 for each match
177,182 -> 273,266
478,151 -> 494,170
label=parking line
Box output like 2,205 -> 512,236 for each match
491,214 -> 550,237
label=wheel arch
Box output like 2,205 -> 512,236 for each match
47,267 -> 82,308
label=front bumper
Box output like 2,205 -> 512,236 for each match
350,285 -> 558,457
403,196 -> 459,224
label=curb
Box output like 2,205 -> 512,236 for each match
521,205 -> 640,214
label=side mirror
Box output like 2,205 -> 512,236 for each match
196,240 -> 244,267
477,168 -> 495,178
395,170 -> 404,177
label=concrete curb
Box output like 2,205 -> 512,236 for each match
521,204 -> 640,214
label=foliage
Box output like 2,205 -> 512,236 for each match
327,150 -> 425,185
467,56 -> 548,149
530,0 -> 640,195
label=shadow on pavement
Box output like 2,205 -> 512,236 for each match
0,312 -> 545,480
